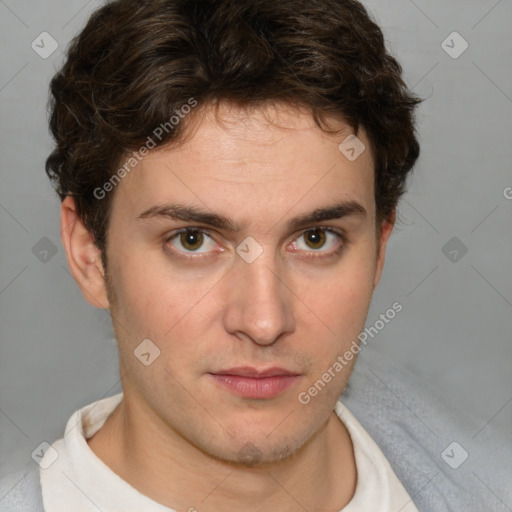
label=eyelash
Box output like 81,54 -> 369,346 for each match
164,227 -> 346,261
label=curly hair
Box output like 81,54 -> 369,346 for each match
46,0 -> 421,257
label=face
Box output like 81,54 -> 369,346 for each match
74,103 -> 392,465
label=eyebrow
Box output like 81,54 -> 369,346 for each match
137,200 -> 367,232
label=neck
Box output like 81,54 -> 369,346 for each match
87,391 -> 357,511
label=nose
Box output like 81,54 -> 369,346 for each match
222,251 -> 296,346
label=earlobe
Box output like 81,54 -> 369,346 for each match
60,196 -> 110,309
373,211 -> 396,290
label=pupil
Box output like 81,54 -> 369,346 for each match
182,231 -> 203,250
306,229 -> 325,249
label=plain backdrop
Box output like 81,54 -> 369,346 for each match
1,0 -> 511,479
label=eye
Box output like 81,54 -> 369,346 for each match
166,229 -> 217,254
291,228 -> 344,254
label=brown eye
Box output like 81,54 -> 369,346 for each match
303,229 -> 326,249
165,228 -> 219,259
179,230 -> 204,251
291,228 -> 344,257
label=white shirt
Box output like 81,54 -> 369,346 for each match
40,393 -> 418,511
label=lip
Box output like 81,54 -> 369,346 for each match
209,367 -> 301,399
213,366 -> 299,378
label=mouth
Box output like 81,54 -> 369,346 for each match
208,366 -> 302,399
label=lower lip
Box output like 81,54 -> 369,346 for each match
210,374 -> 301,399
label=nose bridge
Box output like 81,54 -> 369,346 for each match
223,248 -> 295,345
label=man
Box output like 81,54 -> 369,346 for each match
0,0 -> 494,510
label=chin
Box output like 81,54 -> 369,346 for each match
193,419 -> 317,469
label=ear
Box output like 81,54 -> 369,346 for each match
373,210 -> 395,290
60,196 -> 110,309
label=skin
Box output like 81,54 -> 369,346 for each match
61,102 -> 394,511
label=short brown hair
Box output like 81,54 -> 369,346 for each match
46,0 -> 421,257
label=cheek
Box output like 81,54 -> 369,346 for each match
298,251 -> 376,376
311,257 -> 376,332
109,247 -> 217,338
109,261 -> 215,387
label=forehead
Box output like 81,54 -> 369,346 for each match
111,103 -> 376,226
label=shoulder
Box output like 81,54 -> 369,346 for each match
341,350 -> 511,511
0,464 -> 44,512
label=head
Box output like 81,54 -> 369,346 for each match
47,0 -> 420,466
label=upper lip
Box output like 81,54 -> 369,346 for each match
211,366 -> 300,378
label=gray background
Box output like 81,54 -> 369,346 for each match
1,0 -> 511,498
